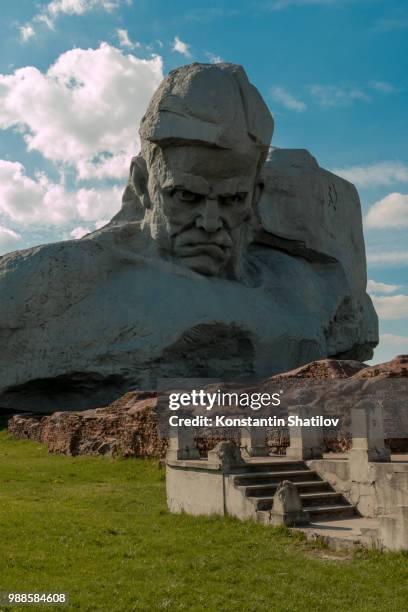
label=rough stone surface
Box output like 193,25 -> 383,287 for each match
378,506 -> 408,551
7,391 -> 236,458
8,356 -> 407,458
269,480 -> 309,526
309,458 -> 408,520
0,62 -> 377,412
207,440 -> 243,469
8,392 -> 165,458
354,354 -> 408,379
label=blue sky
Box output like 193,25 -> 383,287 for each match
0,0 -> 407,364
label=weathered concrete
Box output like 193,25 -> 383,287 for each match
297,517 -> 380,551
0,62 -> 377,412
207,440 -> 244,470
167,425 -> 200,461
350,399 -> 391,463
241,426 -> 269,457
286,404 -> 324,460
378,506 -> 408,551
269,480 -> 310,526
166,462 -> 225,516
308,457 -> 408,518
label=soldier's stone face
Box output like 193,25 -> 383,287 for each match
146,146 -> 259,276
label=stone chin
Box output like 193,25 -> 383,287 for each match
177,252 -> 229,276
172,239 -> 232,275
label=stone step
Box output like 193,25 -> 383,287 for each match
303,504 -> 356,521
255,497 -> 356,517
253,492 -> 350,512
234,470 -> 320,486
241,461 -> 306,473
243,480 -> 331,497
298,491 -> 345,507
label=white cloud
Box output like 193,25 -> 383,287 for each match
0,160 -> 121,226
0,44 -> 163,180
185,8 -> 241,22
367,280 -> 402,294
70,218 -> 109,239
369,81 -> 396,94
70,226 -> 91,239
205,52 -> 224,64
95,218 -> 110,229
173,36 -> 192,58
371,332 -> 408,363
0,226 -> 22,255
75,186 -> 122,222
47,0 -> 125,18
367,250 -> 408,267
379,333 -> 408,347
76,151 -> 132,181
270,86 -> 306,112
268,0 -> 364,11
116,28 -> 140,50
266,0 -> 357,9
333,161 -> 408,188
19,1 -> 130,41
19,25 -> 35,42
371,294 -> 408,319
309,84 -> 370,107
365,193 -> 408,228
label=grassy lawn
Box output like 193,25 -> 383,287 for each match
0,421 -> 407,611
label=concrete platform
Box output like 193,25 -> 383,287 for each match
245,453 -> 408,463
296,517 -> 380,550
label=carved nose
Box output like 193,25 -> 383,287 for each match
196,199 -> 223,233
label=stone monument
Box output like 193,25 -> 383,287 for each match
0,63 -> 378,412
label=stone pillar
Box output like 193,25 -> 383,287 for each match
166,425 -> 200,461
241,426 -> 269,457
286,405 -> 324,460
350,399 -> 390,464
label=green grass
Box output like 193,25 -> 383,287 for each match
0,425 -> 407,612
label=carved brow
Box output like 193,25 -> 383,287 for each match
166,184 -> 209,196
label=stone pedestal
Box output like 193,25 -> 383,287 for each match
241,426 -> 269,457
286,405 -> 324,460
166,425 -> 200,461
269,480 -> 309,526
207,441 -> 244,470
350,399 -> 390,464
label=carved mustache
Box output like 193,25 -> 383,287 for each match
174,227 -> 233,248
173,227 -> 232,260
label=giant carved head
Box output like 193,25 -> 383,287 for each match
127,63 -> 273,277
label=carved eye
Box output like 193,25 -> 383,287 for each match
221,192 -> 248,205
174,189 -> 203,204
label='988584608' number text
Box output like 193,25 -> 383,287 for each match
0,592 -> 68,605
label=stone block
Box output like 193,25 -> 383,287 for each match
379,506 -> 408,551
241,426 -> 269,457
207,441 -> 244,471
166,425 -> 200,461
287,404 -> 324,460
350,399 -> 390,463
269,480 -> 309,526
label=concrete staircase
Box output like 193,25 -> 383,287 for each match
232,460 -> 357,523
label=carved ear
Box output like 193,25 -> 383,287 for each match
252,180 -> 264,206
122,155 -> 152,210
